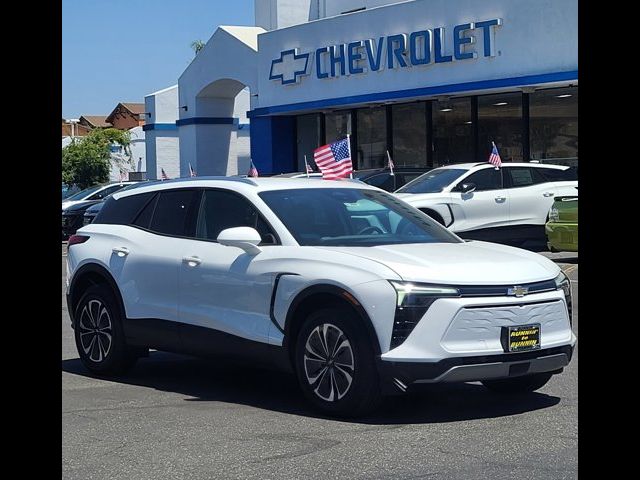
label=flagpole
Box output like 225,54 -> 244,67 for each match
347,133 -> 353,179
304,155 -> 309,178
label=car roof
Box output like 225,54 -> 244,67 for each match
112,176 -> 377,199
434,162 -> 568,170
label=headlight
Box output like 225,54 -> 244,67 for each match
554,271 -> 572,326
549,207 -> 559,222
389,281 -> 460,349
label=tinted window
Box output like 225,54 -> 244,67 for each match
65,184 -> 103,201
148,189 -> 200,237
94,192 -> 156,225
197,190 -> 278,244
454,168 -> 502,191
132,193 -> 157,229
538,166 -> 577,182
363,173 -> 396,192
259,188 -> 460,247
397,168 -> 466,194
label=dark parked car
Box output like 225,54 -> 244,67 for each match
82,201 -> 105,226
273,167 -> 428,192
62,200 -> 102,238
353,167 -> 429,192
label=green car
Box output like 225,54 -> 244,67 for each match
546,194 -> 578,252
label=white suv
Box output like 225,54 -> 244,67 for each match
66,177 -> 576,416
395,163 -> 578,245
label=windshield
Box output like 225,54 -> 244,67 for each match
259,188 -> 461,247
396,168 -> 466,194
64,184 -> 104,201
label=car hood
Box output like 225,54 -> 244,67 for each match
316,241 -> 559,285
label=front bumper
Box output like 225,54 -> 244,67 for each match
378,345 -> 573,394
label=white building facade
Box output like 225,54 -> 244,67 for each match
143,0 -> 577,176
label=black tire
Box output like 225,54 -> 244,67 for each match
482,372 -> 553,394
74,284 -> 137,376
294,307 -> 382,417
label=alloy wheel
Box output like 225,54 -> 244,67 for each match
303,323 -> 355,402
78,299 -> 113,363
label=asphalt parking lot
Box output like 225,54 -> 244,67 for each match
62,245 -> 578,480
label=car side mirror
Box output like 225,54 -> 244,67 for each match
460,182 -> 477,194
217,227 -> 262,255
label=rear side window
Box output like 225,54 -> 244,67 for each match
539,166 -> 578,182
505,167 -> 547,187
148,189 -> 200,237
94,192 -> 156,225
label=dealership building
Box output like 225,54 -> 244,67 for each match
144,0 -> 577,178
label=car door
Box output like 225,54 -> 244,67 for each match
113,188 -> 200,349
177,188 -> 279,353
448,166 -> 509,232
504,167 -> 558,226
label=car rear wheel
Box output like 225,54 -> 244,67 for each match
482,372 -> 553,394
74,284 -> 137,376
294,307 -> 382,417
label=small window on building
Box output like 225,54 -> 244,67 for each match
432,97 -> 473,167
477,92 -> 523,162
356,107 -> 387,169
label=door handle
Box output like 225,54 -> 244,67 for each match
543,192 -> 554,197
112,246 -> 129,257
495,196 -> 506,202
182,256 -> 202,267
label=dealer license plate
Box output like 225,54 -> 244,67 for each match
507,324 -> 541,352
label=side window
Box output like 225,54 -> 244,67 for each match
455,168 -> 502,192
539,166 -> 578,182
506,167 -> 542,188
196,190 -> 278,245
95,192 -> 156,225
132,193 -> 158,229
148,189 -> 200,237
365,174 -> 396,192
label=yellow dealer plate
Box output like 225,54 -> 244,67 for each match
508,324 -> 541,352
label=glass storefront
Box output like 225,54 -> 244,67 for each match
432,97 -> 473,167
530,87 -> 578,166
295,114 -> 322,171
477,92 -> 523,162
356,107 -> 387,169
294,86 -> 578,171
392,103 -> 427,167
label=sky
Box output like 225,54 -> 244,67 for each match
62,0 -> 255,119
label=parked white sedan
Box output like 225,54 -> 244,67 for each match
394,162 -> 578,245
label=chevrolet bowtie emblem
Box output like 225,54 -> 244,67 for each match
508,286 -> 528,297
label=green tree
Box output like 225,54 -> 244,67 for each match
62,128 -> 131,189
191,40 -> 205,55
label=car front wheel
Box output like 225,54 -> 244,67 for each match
294,307 -> 382,417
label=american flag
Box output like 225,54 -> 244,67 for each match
161,168 -> 170,180
313,138 -> 353,180
189,163 -> 197,177
488,141 -> 502,168
248,160 -> 259,178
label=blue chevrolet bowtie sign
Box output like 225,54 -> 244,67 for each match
269,19 -> 502,85
269,48 -> 311,85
